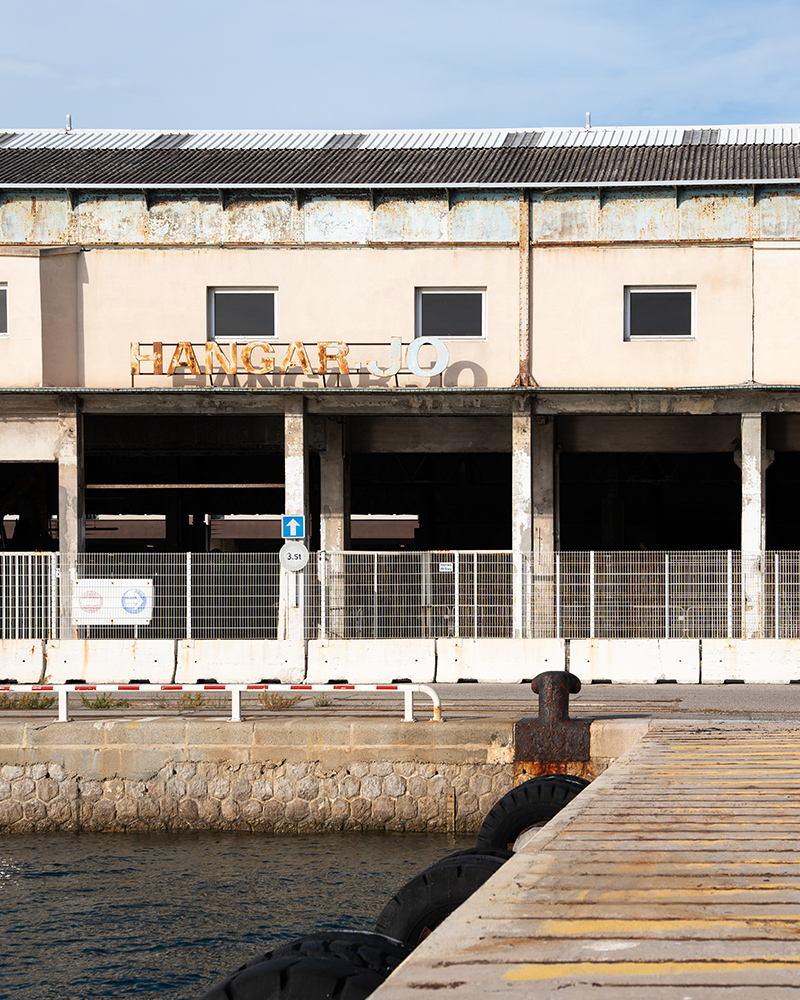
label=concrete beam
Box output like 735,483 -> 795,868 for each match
558,414 -> 740,452
348,416 -> 509,453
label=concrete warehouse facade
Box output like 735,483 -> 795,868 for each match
2,124 -> 800,683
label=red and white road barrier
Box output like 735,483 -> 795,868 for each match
0,683 -> 443,724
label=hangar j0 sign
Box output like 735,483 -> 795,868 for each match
131,337 -> 450,382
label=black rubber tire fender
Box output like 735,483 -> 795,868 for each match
421,847 -> 515,871
200,953 -> 384,1000
200,931 -> 411,1000
475,774 -> 590,850
374,852 -> 508,948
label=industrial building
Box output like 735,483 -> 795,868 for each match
1,123 -> 800,683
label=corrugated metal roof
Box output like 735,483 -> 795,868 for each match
2,124 -> 800,151
2,125 -> 800,187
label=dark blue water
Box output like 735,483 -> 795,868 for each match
0,831 -> 473,999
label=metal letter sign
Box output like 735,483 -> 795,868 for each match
281,515 -> 305,539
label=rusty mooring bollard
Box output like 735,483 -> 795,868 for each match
513,670 -> 590,764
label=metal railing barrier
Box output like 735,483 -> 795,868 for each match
0,682 -> 443,724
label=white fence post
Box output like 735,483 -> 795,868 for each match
555,551 -> 561,639
665,552 -> 670,640
473,552 -> 478,639
775,551 -> 780,640
727,549 -> 733,639
454,552 -> 460,638
186,551 -> 192,640
589,550 -> 596,640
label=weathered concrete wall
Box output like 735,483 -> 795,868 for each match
0,717 -> 648,834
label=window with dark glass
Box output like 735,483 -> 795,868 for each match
209,288 -> 276,341
416,289 -> 485,339
0,286 -> 6,335
625,287 -> 694,340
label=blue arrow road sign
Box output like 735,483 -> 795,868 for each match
282,515 -> 305,539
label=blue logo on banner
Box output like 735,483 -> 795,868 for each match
121,588 -> 147,614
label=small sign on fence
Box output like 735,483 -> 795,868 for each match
73,579 -> 154,626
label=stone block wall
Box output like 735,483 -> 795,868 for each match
0,759 -> 513,834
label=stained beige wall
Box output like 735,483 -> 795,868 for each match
753,243 -> 800,384
531,244 -> 754,388
79,245 -> 520,389
0,254 -> 44,388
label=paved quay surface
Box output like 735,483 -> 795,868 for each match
374,720 -> 800,998
4,682 -> 800,722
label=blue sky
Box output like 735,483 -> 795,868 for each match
3,0 -> 800,130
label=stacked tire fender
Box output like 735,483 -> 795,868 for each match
199,774 -> 590,998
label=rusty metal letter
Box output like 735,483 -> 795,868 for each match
240,341 -> 275,374
366,337 -> 403,378
131,342 -> 163,376
206,340 -> 238,375
317,342 -> 350,375
280,342 -> 314,376
166,342 -> 201,376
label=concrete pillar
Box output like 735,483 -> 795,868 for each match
57,397 -> 84,639
532,415 -> 555,637
280,397 -> 308,641
320,417 -> 350,639
740,412 -> 772,638
512,405 -> 532,637
511,405 -> 532,554
532,416 -> 555,560
320,417 -> 350,552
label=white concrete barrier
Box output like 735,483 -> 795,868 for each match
0,640 -> 44,683
44,640 -> 176,683
307,639 -> 436,684
436,638 -> 565,683
702,639 -> 800,683
569,639 -> 700,684
175,640 -> 305,684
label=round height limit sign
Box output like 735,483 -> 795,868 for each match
279,541 -> 309,572
279,514 -> 309,571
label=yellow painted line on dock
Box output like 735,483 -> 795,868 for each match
504,960 -> 800,981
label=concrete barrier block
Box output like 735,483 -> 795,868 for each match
436,638 -> 565,683
702,639 -> 800,683
175,640 -> 305,684
569,639 -> 700,684
306,639 -> 435,684
0,640 -> 44,682
44,640 -> 176,683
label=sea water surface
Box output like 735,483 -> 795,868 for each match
0,831 -> 473,1000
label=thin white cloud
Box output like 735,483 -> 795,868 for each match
0,57 -> 58,80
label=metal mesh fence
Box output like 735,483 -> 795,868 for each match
4,549 -> 800,641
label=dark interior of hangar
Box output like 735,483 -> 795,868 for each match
84,414 -> 288,552
0,463 -> 58,550
559,453 -> 742,551
765,454 -> 800,549
350,453 -> 511,550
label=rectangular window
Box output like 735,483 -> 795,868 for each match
625,287 -> 695,340
0,285 -> 6,336
209,288 -> 276,341
416,288 -> 485,339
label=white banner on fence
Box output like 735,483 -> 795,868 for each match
72,579 -> 154,626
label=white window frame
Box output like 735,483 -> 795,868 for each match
624,285 -> 696,341
208,287 -> 278,342
0,284 -> 7,338
415,287 -> 487,341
